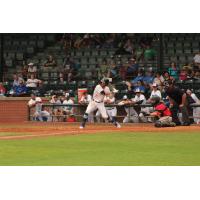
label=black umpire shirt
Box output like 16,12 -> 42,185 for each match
166,86 -> 183,105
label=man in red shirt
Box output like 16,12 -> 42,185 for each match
150,96 -> 176,127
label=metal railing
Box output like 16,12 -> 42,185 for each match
27,103 -> 200,122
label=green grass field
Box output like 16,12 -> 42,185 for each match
0,131 -> 200,166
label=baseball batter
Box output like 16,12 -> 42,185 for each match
80,79 -> 121,128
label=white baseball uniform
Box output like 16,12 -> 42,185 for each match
79,94 -> 94,123
96,95 -> 117,120
28,97 -> 50,121
85,84 -> 110,119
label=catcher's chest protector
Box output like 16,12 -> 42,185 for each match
155,103 -> 171,117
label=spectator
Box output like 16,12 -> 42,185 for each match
44,55 -> 56,69
193,52 -> 200,68
163,71 -> 174,85
27,63 -> 37,76
133,80 -> 146,94
126,58 -> 139,77
50,95 -> 62,121
26,74 -> 41,89
168,62 -> 179,80
131,69 -> 144,85
13,79 -> 27,96
0,82 -> 6,96
12,73 -> 24,87
153,72 -> 165,89
144,45 -> 156,61
63,95 -> 74,116
179,68 -> 188,81
143,70 -> 154,86
149,83 -> 162,99
194,70 -> 200,80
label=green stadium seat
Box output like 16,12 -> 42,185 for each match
91,50 -> 99,56
37,40 -> 45,48
100,50 -> 107,56
16,53 -> 23,61
84,51 -> 91,56
76,51 -> 83,57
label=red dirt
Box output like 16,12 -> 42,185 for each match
0,122 -> 199,140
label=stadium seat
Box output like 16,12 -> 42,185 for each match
16,53 -> 24,61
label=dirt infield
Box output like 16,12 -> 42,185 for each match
0,122 -> 199,140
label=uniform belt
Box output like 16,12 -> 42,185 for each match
106,108 -> 115,110
94,100 -> 103,103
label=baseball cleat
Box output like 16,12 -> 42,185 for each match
79,126 -> 84,129
116,122 -> 121,128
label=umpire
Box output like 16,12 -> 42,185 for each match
165,80 -> 190,126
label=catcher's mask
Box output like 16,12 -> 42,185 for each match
150,95 -> 161,106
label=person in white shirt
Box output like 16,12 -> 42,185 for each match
131,88 -> 149,122
63,95 -> 74,115
118,95 -> 139,123
26,74 -> 41,88
79,91 -> 94,123
80,79 -> 121,128
28,93 -> 50,121
28,63 -> 37,74
186,89 -> 200,124
150,83 -> 162,99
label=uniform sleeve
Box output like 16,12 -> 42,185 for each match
104,86 -> 111,95
96,85 -> 104,93
191,93 -> 200,103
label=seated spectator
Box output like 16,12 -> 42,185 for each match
179,68 -> 188,81
27,63 -> 37,76
149,83 -> 162,99
13,79 -> 27,96
126,58 -> 139,77
63,95 -> 74,116
133,80 -> 146,94
0,82 -> 6,96
153,72 -> 165,89
193,52 -> 200,68
12,73 -> 24,87
194,70 -> 200,80
44,55 -> 56,69
131,69 -> 144,85
163,71 -> 174,85
144,45 -> 156,60
143,70 -> 154,85
26,74 -> 41,89
168,62 -> 179,80
50,95 -> 62,121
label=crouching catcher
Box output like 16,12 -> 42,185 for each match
150,96 -> 176,127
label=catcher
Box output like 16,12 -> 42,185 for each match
149,96 -> 176,127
